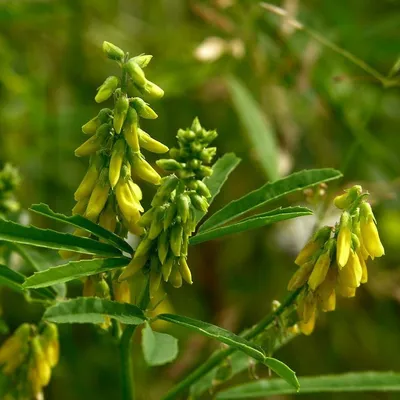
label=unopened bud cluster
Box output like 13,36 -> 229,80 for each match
119,118 -> 217,297
0,163 -> 20,218
62,42 -> 168,260
288,185 -> 385,335
0,323 -> 59,399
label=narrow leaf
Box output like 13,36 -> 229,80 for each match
30,203 -> 133,254
142,322 -> 179,366
195,153 -> 241,224
216,372 -> 400,399
157,313 -> 298,389
199,168 -> 342,233
0,264 -> 24,293
227,76 -> 278,180
10,244 -> 66,297
44,297 -> 147,325
0,219 -> 121,257
24,257 -> 130,289
191,206 -> 311,245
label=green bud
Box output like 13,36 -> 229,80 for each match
132,54 -> 153,68
150,266 -> 162,299
142,80 -> 164,99
189,193 -> 208,212
131,97 -> 158,119
197,165 -> 213,178
102,41 -> 125,61
98,108 -> 113,123
124,59 -> 146,87
135,236 -> 153,259
203,129 -> 218,144
169,147 -> 180,160
162,255 -> 175,282
177,129 -> 196,143
190,142 -> 204,154
170,223 -> 183,257
148,206 -> 165,240
177,193 -> 190,223
200,147 -> 217,164
82,116 -> 100,135
114,95 -> 130,134
151,175 -> 179,206
158,230 -> 170,264
179,257 -> 192,284
138,207 -> 155,227
191,117 -> 202,133
163,202 -> 177,231
95,76 -> 119,103
187,159 -> 201,170
196,180 -> 211,198
156,159 -> 183,171
75,123 -> 110,157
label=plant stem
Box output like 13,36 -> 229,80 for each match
162,288 -> 302,400
120,325 -> 137,400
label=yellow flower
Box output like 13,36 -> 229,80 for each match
336,211 -> 352,269
308,251 -> 331,291
295,226 -> 331,266
360,202 -> 384,259
287,261 -> 314,291
338,250 -> 362,288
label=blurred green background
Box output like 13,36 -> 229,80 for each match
0,0 -> 399,399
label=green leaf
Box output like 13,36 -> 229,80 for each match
216,372 -> 400,399
191,206 -> 312,245
44,297 -> 147,325
141,322 -> 179,366
157,313 -> 298,389
24,257 -> 130,289
199,168 -> 342,233
195,153 -> 241,224
0,264 -> 24,293
10,244 -> 66,297
0,219 -> 122,257
30,203 -> 133,254
0,264 -> 54,300
227,76 -> 278,180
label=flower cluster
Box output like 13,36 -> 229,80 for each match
0,323 -> 59,400
61,42 -> 167,260
119,118 -> 217,297
288,185 -> 385,335
0,163 -> 20,219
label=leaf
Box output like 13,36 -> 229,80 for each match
10,244 -> 66,297
199,168 -> 342,233
0,264 -> 54,300
195,153 -> 241,224
44,297 -> 147,325
157,313 -> 298,389
191,206 -> 312,245
24,257 -> 130,289
0,264 -> 24,293
216,372 -> 400,399
141,322 -> 179,366
30,203 -> 133,254
227,76 -> 278,180
0,219 -> 122,257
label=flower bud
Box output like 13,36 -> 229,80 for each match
95,76 -> 119,103
138,208 -> 155,227
129,151 -> 161,185
75,123 -> 110,157
124,59 -> 146,87
135,236 -> 153,259
177,128 -> 196,143
197,165 -> 213,178
162,255 -> 175,282
287,261 -> 314,291
113,280 -> 131,303
0,324 -> 30,366
170,223 -> 183,257
151,175 -> 179,206
102,41 -> 125,61
360,202 -> 384,258
123,107 -> 140,151
30,336 -> 51,387
169,266 -> 182,288
177,193 -> 191,223
189,193 -> 208,212
99,199 -> 117,232
114,94 -> 130,134
299,312 -> 315,336
148,206 -> 165,240
195,180 -> 211,198
109,139 -> 126,188
119,255 -> 148,281
336,211 -> 352,268
40,323 -> 59,368
150,262 -> 162,299
191,117 -> 202,133
132,54 -> 153,68
157,230 -> 169,264
200,147 -> 217,164
163,202 -> 177,230
138,129 -> 169,153
156,159 -> 183,171
82,117 -> 100,136
142,80 -> 164,99
178,257 -> 192,284
85,168 -> 110,221
131,97 -> 158,119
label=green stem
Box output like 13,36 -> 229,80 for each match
259,2 -> 400,88
162,288 -> 302,400
120,325 -> 137,400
